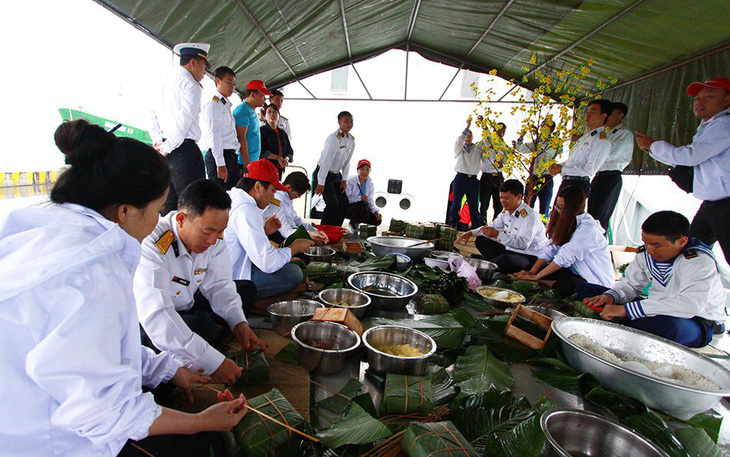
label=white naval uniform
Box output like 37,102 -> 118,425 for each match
560,127 -> 610,178
473,203 -> 548,257
316,129 -> 356,185
261,190 -> 316,238
148,66 -> 203,155
478,139 -> 501,174
453,129 -> 482,176
279,115 -> 292,140
539,213 -> 614,287
649,108 -> 730,201
200,91 -> 240,167
134,212 -> 247,375
0,204 -> 179,456
516,140 -> 560,172
605,242 -> 726,322
226,188 -> 293,280
597,126 -> 634,172
345,175 -> 378,214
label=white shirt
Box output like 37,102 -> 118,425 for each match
453,129 -> 482,175
0,204 -> 179,456
279,115 -> 292,140
650,108 -> 730,201
345,175 -> 379,214
539,213 -> 614,287
516,140 -> 560,175
316,129 -> 356,185
261,190 -> 316,238
148,66 -> 203,155
598,126 -> 634,172
560,127 -> 610,178
200,91 -> 240,166
478,138 -> 503,174
473,203 -> 548,257
226,188 -> 293,280
606,241 -> 726,322
134,212 -> 246,375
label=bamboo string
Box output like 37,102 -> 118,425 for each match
130,442 -> 156,457
200,384 -> 320,443
275,365 -> 355,402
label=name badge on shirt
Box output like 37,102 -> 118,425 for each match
194,268 -> 207,275
172,276 -> 190,286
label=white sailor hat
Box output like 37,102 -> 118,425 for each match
173,42 -> 211,63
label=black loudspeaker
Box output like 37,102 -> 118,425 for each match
387,179 -> 402,194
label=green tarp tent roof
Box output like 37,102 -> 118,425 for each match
93,0 -> 730,173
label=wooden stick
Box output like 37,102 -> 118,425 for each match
408,238 -> 442,248
199,384 -> 320,443
332,285 -> 374,306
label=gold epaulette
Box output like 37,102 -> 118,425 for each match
154,230 -> 174,254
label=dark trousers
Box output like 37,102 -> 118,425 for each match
529,175 -> 554,216
450,173 -> 482,228
205,148 -> 241,190
690,197 -> 730,265
543,268 -> 587,298
120,432 -> 224,457
313,166 -> 349,226
474,236 -> 537,274
479,172 -> 504,222
573,283 -> 713,348
348,201 -> 382,226
163,139 -> 205,215
557,176 -> 591,200
588,171 -> 623,231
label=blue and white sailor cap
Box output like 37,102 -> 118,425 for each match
173,42 -> 211,62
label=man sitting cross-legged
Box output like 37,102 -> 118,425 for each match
582,210 -> 727,348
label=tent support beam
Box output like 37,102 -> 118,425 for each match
439,65 -> 463,101
404,44 -> 410,99
529,0 -> 645,76
465,0 -> 516,58
406,0 -> 422,41
339,0 -> 372,99
286,97 -> 522,103
233,0 -> 316,98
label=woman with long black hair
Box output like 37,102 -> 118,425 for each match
0,120 -> 247,456
514,186 -> 614,298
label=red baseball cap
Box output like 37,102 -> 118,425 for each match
357,159 -> 371,169
246,159 -> 287,191
686,77 -> 730,96
246,79 -> 272,96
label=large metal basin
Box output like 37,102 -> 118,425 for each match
466,258 -> 498,281
541,409 -> 669,457
362,325 -> 436,376
303,246 -> 335,262
553,317 -> 730,420
348,271 -> 418,311
318,287 -> 371,319
291,321 -> 361,374
267,300 -> 325,336
367,236 -> 434,262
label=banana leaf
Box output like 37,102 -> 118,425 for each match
571,300 -> 602,319
306,261 -> 338,280
316,378 -> 363,416
685,411 -> 723,443
429,364 -> 456,406
402,421 -> 479,457
275,342 -> 298,365
347,255 -> 394,271
452,345 -> 514,394
225,349 -> 270,387
363,311 -> 467,349
316,403 -> 392,449
620,412 -> 687,457
283,224 -> 313,247
382,373 -> 434,415
463,290 -> 500,313
676,427 -> 725,457
531,357 -> 598,396
232,388 -> 306,457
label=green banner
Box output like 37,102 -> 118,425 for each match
58,108 -> 152,145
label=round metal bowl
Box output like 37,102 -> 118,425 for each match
553,317 -> 730,420
366,236 -> 434,262
318,288 -> 372,319
303,246 -> 336,262
347,271 -> 418,311
541,409 -> 669,457
431,250 -> 462,260
362,325 -> 436,375
475,286 -> 526,308
267,300 -> 325,336
291,321 -> 361,374
466,258 -> 498,280
525,305 -> 568,320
